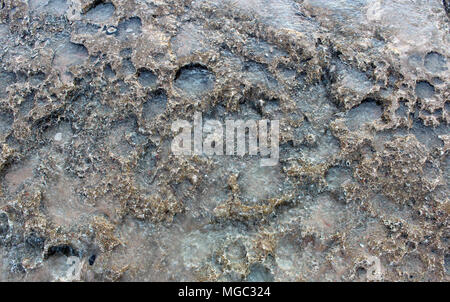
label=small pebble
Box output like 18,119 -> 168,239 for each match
106,26 -> 117,35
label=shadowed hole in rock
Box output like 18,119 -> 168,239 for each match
292,119 -> 316,146
431,108 -> 443,120
0,70 -> 16,98
424,51 -> 447,73
246,263 -> 274,282
103,63 -> 115,80
3,155 -> 37,193
0,110 -> 14,136
262,98 -> 280,117
107,116 -> 146,158
410,120 -> 448,149
241,88 -> 280,117
53,42 -> 89,82
45,244 -> 79,259
415,81 -> 435,99
231,98 -> 263,120
143,89 -> 167,121
137,68 -> 157,88
117,80 -> 130,94
334,62 -> 372,99
174,63 -> 215,97
116,17 -> 142,40
444,0 -> 450,14
356,267 -> 367,279
89,54 -> 99,63
121,58 -> 136,76
396,99 -> 409,118
135,145 -> 157,187
29,72 -> 46,86
83,1 -> 115,23
42,119 -> 73,144
56,42 -> 89,64
15,71 -> 27,83
20,92 -> 35,116
345,99 -> 383,131
326,166 -> 353,189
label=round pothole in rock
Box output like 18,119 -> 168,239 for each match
121,58 -> 136,76
29,72 -> 46,86
174,64 -> 215,98
415,81 -> 435,99
143,89 -> 167,122
424,51 -> 447,73
116,17 -> 142,40
137,68 -> 157,88
46,244 -> 79,259
345,99 -> 383,131
103,63 -> 116,80
83,2 -> 115,23
53,41 -> 89,82
246,263 -> 274,282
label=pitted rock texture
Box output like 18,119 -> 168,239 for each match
0,0 -> 449,281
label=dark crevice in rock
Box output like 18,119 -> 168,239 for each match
45,244 -> 80,259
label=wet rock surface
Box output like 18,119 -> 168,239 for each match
0,0 -> 448,281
